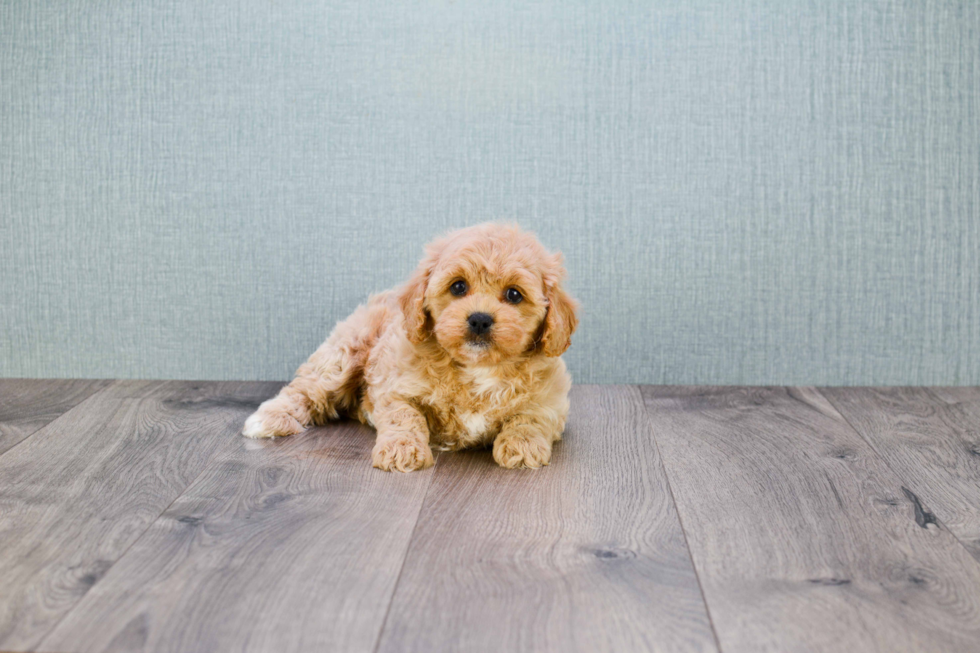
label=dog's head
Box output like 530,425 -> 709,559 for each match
398,223 -> 578,365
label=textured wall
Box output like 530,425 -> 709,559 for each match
2,1 -> 978,385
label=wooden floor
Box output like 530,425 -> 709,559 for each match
1,381 -> 979,653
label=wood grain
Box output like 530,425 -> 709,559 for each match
822,386 -> 980,563
40,420 -> 436,653
0,378 -> 112,455
641,386 -> 980,653
0,380 -> 280,651
376,385 -> 718,653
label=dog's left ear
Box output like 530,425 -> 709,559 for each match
398,241 -> 443,344
538,253 -> 579,357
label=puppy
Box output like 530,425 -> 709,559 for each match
243,223 -> 579,472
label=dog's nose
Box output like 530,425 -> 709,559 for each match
467,312 -> 494,336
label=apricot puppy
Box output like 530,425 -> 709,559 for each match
243,223 -> 579,472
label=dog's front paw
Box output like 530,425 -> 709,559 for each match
242,408 -> 303,439
493,431 -> 553,469
372,436 -> 434,472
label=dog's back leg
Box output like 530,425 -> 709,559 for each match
243,303 -> 376,438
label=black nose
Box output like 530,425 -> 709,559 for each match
467,312 -> 494,336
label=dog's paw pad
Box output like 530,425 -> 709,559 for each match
493,435 -> 552,469
372,437 -> 434,472
242,410 -> 302,439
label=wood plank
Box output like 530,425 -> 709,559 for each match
0,378 -> 112,455
821,386 -> 980,563
39,420 -> 436,653
641,386 -> 980,653
0,380 -> 280,651
376,385 -> 718,653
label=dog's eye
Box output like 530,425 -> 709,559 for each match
450,280 -> 468,297
505,287 -> 523,304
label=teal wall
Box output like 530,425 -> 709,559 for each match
2,1 -> 978,385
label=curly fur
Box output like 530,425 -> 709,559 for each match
243,223 -> 579,472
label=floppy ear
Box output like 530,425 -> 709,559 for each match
398,244 -> 442,344
538,254 -> 579,357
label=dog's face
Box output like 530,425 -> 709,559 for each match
399,224 -> 578,365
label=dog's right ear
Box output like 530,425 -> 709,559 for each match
398,241 -> 443,344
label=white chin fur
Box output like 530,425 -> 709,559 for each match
461,341 -> 493,362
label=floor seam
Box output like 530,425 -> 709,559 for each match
815,386 -> 980,570
371,450 -> 442,653
636,384 -> 726,653
32,382 -> 258,651
0,380 -> 117,461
